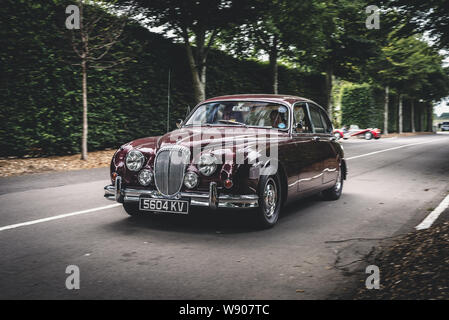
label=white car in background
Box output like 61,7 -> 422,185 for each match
441,122 -> 449,131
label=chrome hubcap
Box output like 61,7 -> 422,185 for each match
263,179 -> 277,218
334,167 -> 342,192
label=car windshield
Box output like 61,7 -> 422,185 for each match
184,101 -> 290,129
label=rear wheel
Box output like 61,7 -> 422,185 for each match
364,132 -> 373,140
255,174 -> 282,228
322,166 -> 343,200
123,202 -> 141,216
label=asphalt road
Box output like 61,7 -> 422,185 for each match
1,134 -> 448,299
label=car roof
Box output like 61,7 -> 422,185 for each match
202,94 -> 312,106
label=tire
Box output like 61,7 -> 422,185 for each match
321,166 -> 343,201
364,132 -> 373,140
123,202 -> 142,216
255,174 -> 282,228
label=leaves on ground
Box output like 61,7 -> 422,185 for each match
355,222 -> 449,300
0,150 -> 115,177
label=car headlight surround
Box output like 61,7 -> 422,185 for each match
184,171 -> 199,189
138,169 -> 153,186
126,149 -> 145,172
197,154 -> 218,176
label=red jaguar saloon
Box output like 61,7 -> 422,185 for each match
104,94 -> 347,228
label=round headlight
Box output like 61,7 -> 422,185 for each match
138,169 -> 153,186
184,171 -> 199,189
198,154 -> 217,176
126,150 -> 145,172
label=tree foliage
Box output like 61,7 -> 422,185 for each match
126,0 -> 260,103
387,0 -> 449,49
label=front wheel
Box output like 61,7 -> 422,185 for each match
255,174 -> 282,228
321,166 -> 343,201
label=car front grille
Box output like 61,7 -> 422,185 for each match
154,145 -> 190,196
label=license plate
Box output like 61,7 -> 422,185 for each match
139,197 -> 189,214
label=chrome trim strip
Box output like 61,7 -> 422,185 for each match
288,167 -> 338,187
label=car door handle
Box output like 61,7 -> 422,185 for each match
312,136 -> 320,142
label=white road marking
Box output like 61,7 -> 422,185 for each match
415,194 -> 449,230
346,139 -> 440,160
0,203 -> 121,232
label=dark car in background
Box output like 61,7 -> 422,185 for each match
104,94 -> 347,228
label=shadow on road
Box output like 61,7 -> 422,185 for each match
101,195 -> 321,235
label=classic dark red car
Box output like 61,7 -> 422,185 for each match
104,94 -> 347,228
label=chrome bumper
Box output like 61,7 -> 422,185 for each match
104,177 -> 258,209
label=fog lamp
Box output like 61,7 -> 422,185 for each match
184,171 -> 199,189
138,169 -> 153,186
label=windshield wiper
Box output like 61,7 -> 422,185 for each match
217,120 -> 247,126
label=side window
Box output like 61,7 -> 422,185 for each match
308,104 -> 325,133
319,109 -> 333,134
293,103 -> 312,133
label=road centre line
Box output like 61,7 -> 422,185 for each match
346,139 -> 441,160
0,137 -> 445,232
0,203 -> 121,232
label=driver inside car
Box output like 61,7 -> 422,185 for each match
269,110 -> 287,129
222,104 -> 244,123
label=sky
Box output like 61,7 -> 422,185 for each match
435,98 -> 449,116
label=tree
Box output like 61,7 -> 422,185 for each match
130,0 -> 258,103
69,0 -> 133,160
218,0 -> 320,94
362,9 -> 413,134
387,0 -> 449,49
314,0 -> 379,118
378,36 -> 449,133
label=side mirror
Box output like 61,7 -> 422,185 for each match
176,119 -> 183,129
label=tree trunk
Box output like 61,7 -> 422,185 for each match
384,86 -> 389,134
269,36 -> 278,94
325,65 -> 333,119
81,59 -> 88,160
398,94 -> 403,134
410,99 -> 415,133
185,42 -> 205,103
428,104 -> 433,132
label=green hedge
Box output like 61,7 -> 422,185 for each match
0,0 -> 325,157
341,83 -> 432,132
341,83 -> 380,128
